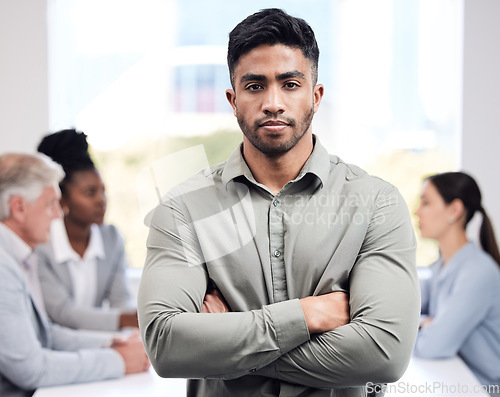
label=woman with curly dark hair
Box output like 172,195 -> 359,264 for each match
37,129 -> 138,332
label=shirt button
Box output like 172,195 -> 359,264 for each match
273,250 -> 281,257
273,200 -> 279,207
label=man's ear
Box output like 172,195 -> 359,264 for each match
313,84 -> 324,113
9,196 -> 27,223
226,89 -> 237,117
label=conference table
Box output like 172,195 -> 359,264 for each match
34,368 -> 186,396
35,355 -> 489,396
384,356 -> 489,396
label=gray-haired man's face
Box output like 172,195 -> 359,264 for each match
19,184 -> 62,248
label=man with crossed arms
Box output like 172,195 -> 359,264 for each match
138,8 -> 419,397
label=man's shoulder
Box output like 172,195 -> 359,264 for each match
0,243 -> 24,282
328,154 -> 396,194
0,241 -> 14,265
200,160 -> 227,180
165,161 -> 228,199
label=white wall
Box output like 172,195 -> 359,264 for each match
0,0 -> 48,153
461,0 -> 500,237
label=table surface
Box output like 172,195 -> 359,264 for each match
384,356 -> 489,396
34,368 -> 187,397
35,355 -> 487,396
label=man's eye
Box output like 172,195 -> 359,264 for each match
246,84 -> 263,91
284,82 -> 299,88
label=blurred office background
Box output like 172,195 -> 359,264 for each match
1,0 -> 499,269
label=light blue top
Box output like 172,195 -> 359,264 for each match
415,242 -> 500,389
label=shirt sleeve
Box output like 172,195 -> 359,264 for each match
254,185 -> 421,389
0,254 -> 124,391
413,258 -> 495,358
137,197 -> 310,379
49,322 -> 113,351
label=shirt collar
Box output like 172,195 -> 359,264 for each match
221,143 -> 254,187
0,221 -> 34,266
51,219 -> 105,263
221,134 -> 330,189
86,224 -> 105,260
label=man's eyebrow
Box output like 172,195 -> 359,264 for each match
239,70 -> 306,84
240,73 -> 267,83
276,70 -> 306,80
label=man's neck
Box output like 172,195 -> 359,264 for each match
242,134 -> 314,195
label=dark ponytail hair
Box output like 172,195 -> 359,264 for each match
427,171 -> 500,267
37,129 -> 96,195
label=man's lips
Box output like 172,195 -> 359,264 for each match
259,120 -> 289,133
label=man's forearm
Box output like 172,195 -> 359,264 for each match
139,209 -> 312,380
139,262 -> 311,380
299,292 -> 349,333
253,255 -> 419,389
202,289 -> 350,332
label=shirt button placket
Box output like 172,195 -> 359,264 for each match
269,197 -> 288,302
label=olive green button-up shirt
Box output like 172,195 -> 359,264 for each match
138,138 -> 420,397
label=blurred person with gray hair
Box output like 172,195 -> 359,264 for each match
0,153 -> 149,397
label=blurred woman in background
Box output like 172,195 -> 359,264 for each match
414,171 -> 500,394
37,129 -> 138,332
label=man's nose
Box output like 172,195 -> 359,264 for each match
262,85 -> 284,114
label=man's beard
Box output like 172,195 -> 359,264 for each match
237,106 -> 315,157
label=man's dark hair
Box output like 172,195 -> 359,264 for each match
227,8 -> 320,87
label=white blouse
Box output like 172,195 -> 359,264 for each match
50,219 -> 105,308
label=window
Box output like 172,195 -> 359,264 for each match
48,0 -> 461,267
